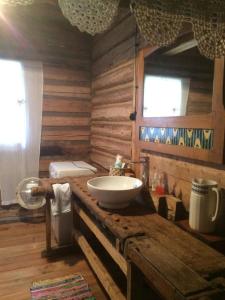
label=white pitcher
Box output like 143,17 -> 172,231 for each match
189,178 -> 220,233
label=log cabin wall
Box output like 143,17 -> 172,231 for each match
0,1 -> 92,178
90,12 -> 225,212
0,1 -> 225,213
90,10 -> 136,169
40,63 -> 91,177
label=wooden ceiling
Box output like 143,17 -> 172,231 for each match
0,1 -> 132,32
0,0 -> 75,33
0,0 -> 91,65
0,0 -> 133,65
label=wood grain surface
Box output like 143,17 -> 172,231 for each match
40,175 -> 225,299
0,221 -> 108,300
90,10 -> 136,169
41,175 -> 225,277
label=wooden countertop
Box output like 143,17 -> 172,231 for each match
41,175 -> 225,276
41,175 -> 225,299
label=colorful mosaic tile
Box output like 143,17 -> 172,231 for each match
140,127 -> 214,150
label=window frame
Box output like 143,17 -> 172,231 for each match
132,45 -> 225,164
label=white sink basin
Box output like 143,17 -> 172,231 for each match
87,176 -> 143,209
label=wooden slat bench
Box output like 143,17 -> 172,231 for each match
37,175 -> 225,300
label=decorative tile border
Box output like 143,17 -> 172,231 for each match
139,127 -> 214,150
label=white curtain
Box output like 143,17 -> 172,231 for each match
0,60 -> 43,205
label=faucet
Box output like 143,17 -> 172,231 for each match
129,156 -> 155,210
129,157 -> 149,191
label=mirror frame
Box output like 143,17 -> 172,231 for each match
132,45 -> 225,164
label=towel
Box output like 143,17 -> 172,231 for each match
51,183 -> 72,216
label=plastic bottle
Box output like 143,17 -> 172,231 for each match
114,154 -> 123,168
156,173 -> 165,195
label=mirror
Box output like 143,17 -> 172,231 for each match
143,43 -> 214,118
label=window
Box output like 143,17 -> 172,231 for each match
143,75 -> 190,118
0,59 -> 26,147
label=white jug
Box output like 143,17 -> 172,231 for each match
189,178 -> 220,233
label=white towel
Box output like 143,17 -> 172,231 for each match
51,183 -> 72,216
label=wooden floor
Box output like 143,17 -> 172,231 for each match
0,221 -> 108,300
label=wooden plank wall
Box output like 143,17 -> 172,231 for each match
187,79 -> 212,115
1,2 -> 225,213
90,11 -> 225,213
90,10 -> 136,169
40,64 -> 91,177
0,1 -> 92,177
145,152 -> 225,211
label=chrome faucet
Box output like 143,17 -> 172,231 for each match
129,157 -> 149,191
129,157 -> 154,209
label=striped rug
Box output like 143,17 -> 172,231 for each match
30,274 -> 96,300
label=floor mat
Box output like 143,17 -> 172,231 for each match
30,274 -> 96,300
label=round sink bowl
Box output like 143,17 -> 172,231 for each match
87,176 -> 143,209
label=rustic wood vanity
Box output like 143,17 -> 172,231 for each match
39,175 -> 225,300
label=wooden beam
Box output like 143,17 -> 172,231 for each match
209,57 -> 225,163
163,39 -> 198,56
45,197 -> 52,255
127,261 -> 149,300
73,228 -> 126,300
126,237 -> 213,300
73,202 -> 128,275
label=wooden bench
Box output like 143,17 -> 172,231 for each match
38,175 -> 225,300
126,237 -> 225,300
